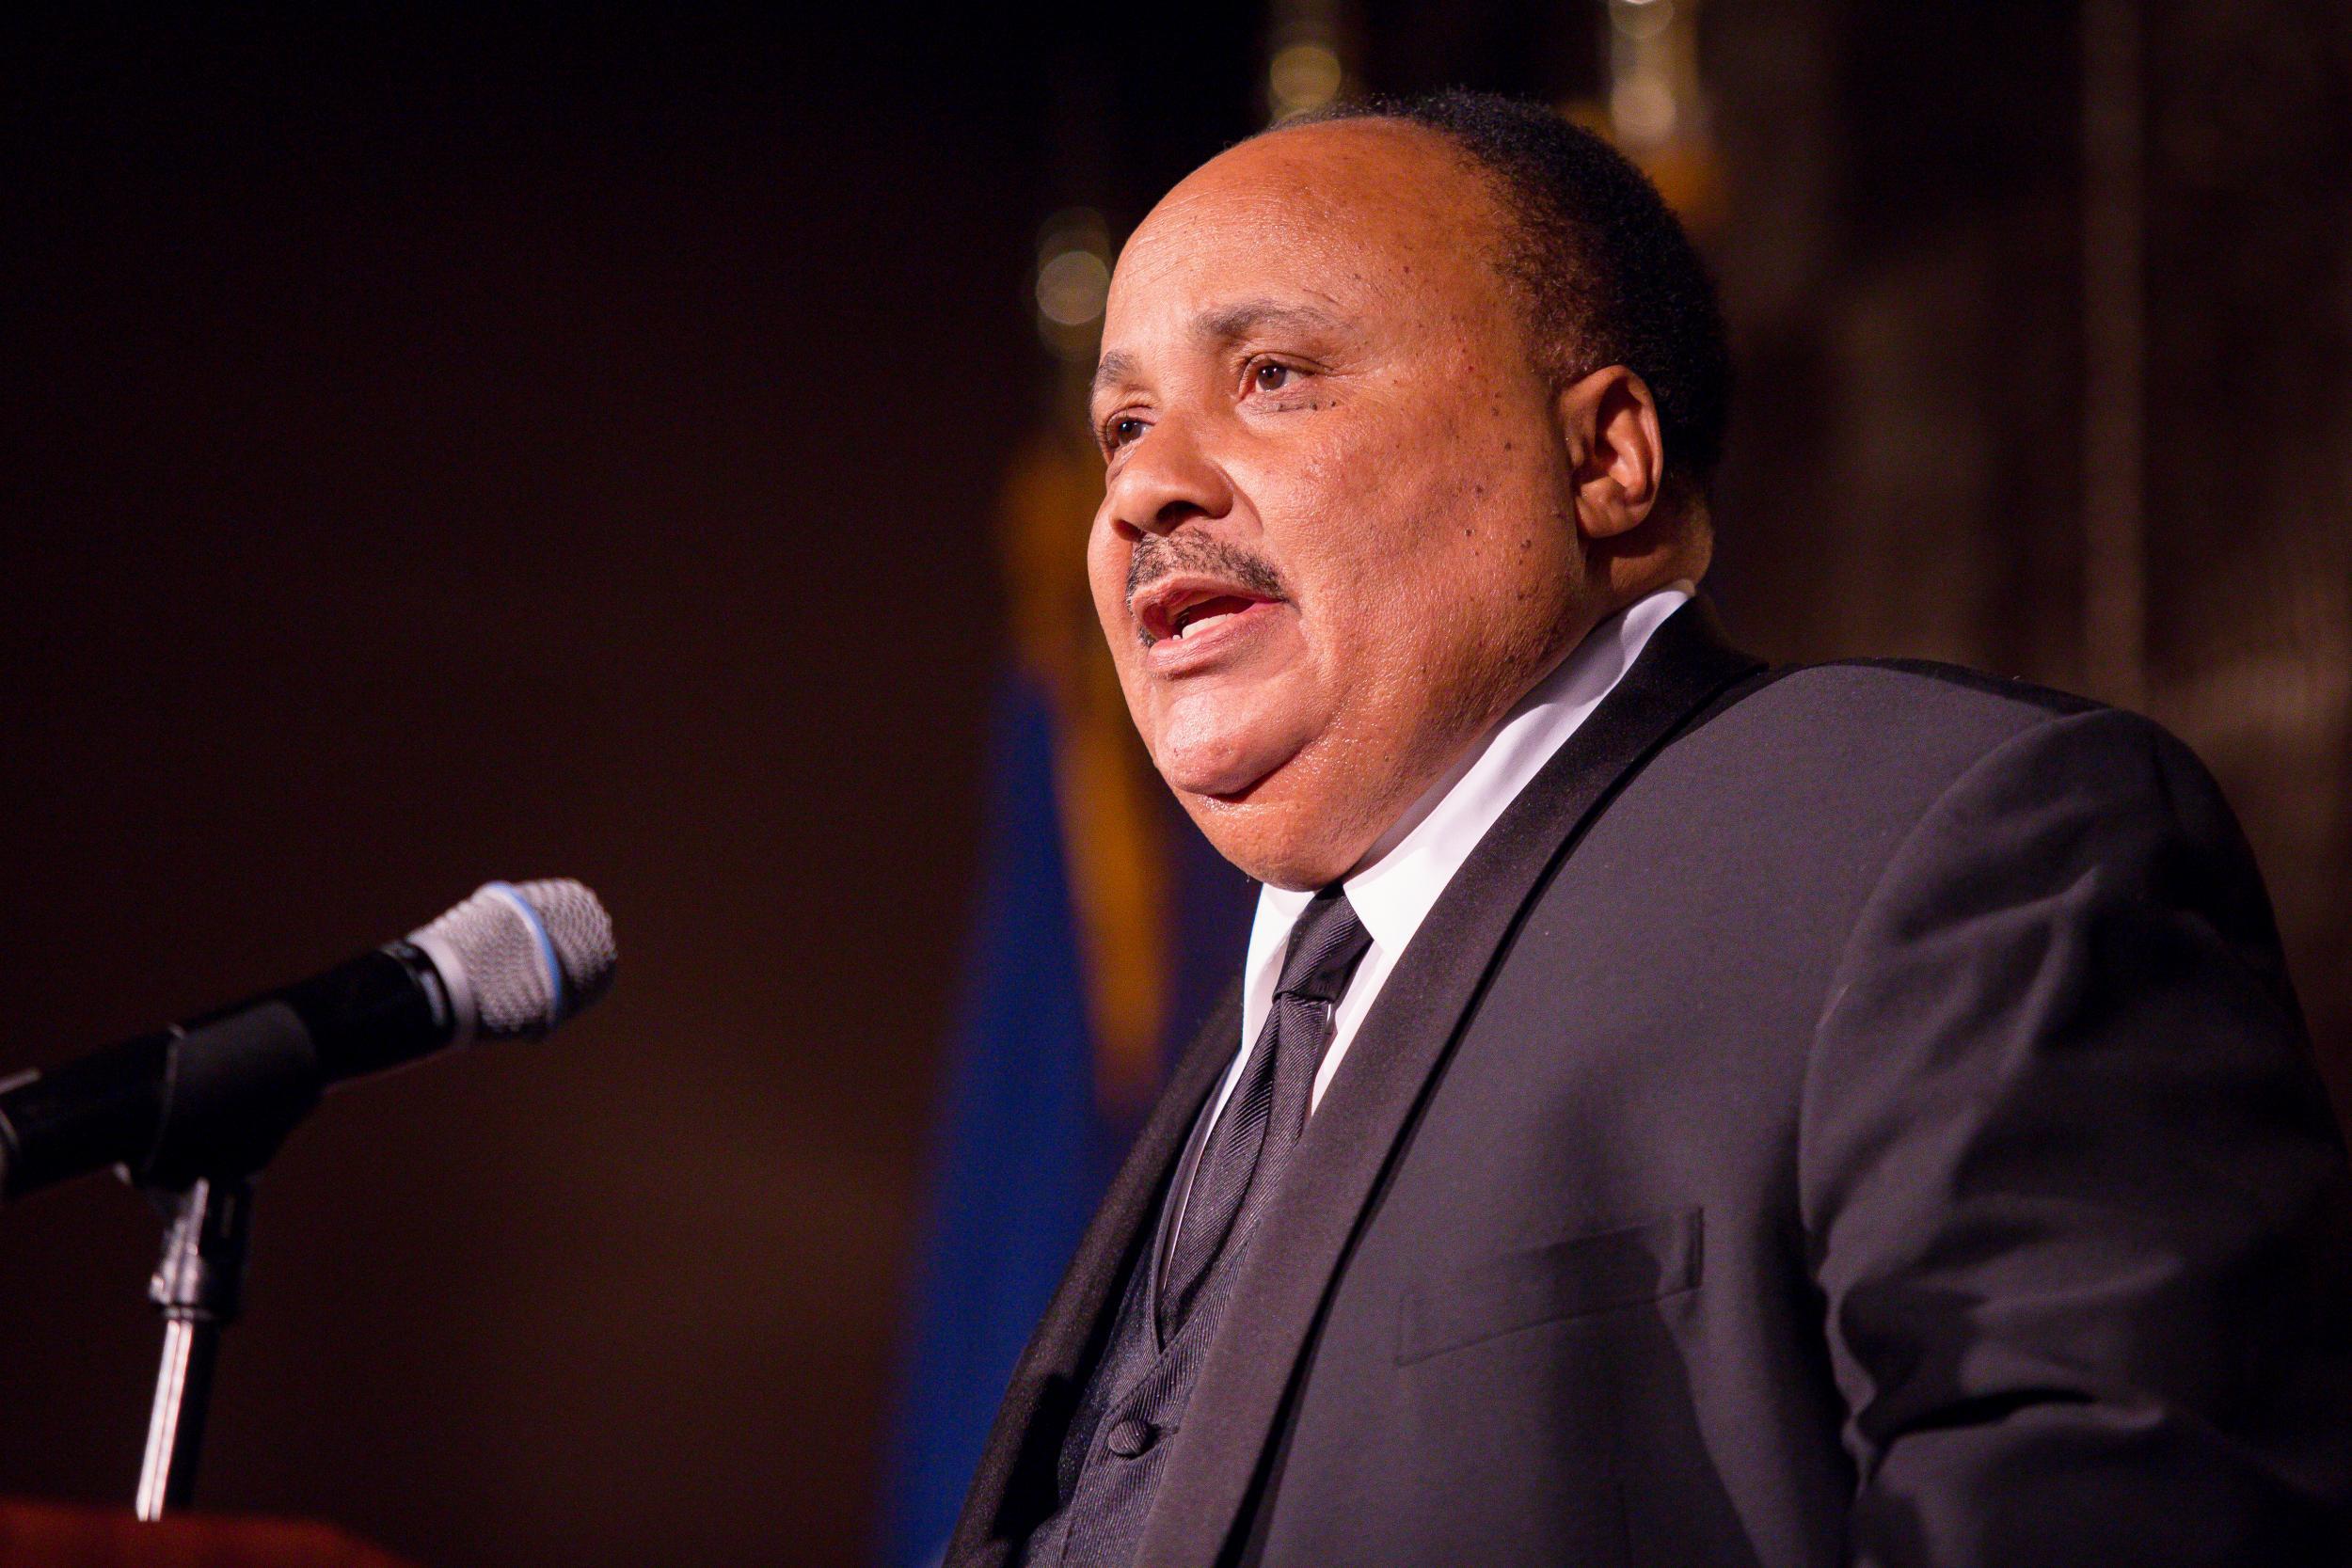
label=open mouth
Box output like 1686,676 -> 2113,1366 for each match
1167,593 -> 1261,641
1134,578 -> 1283,646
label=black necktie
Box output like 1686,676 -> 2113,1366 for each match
1158,885 -> 1374,1339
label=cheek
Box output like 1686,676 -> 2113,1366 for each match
1281,410 -> 1568,693
1276,404 -> 1486,617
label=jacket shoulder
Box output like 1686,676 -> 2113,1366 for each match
1649,654 -> 2228,879
1673,655 -> 2265,933
1743,655 -> 2106,725
1690,655 -> 2122,780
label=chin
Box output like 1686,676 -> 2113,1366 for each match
1145,697 -> 1367,885
1159,749 -> 1271,800
1150,704 -> 1307,800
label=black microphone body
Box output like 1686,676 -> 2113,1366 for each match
0,943 -> 458,1201
0,879 -> 614,1203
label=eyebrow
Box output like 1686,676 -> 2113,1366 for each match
1092,349 -> 1140,402
1090,299 -> 1353,403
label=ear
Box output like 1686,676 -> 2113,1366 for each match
1554,365 -> 1665,541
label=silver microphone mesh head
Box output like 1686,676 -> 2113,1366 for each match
407,879 -> 617,1041
511,877 -> 619,1011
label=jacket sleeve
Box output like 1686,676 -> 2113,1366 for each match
1798,705 -> 2352,1565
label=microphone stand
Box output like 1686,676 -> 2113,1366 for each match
134,1175 -> 256,1519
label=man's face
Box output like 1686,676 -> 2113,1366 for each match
1088,120 -> 1593,888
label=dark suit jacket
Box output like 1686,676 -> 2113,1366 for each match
948,600 -> 2352,1566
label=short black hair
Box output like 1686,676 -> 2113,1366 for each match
1294,90 -> 1732,486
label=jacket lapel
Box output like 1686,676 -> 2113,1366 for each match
1134,598 -> 1762,1565
944,979 -> 1244,1567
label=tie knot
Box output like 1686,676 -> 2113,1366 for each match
1275,886 -> 1373,1006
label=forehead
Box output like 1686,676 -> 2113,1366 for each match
1101,120 -> 1517,356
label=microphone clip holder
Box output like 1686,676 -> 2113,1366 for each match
119,1003 -> 314,1518
132,1171 -> 258,1520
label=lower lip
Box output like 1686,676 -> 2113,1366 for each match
1142,598 -> 1284,673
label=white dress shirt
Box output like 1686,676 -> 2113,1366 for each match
1160,583 -> 1692,1262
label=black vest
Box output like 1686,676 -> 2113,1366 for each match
1015,1093 -> 1248,1567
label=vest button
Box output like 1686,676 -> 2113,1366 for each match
1104,1418 -> 1158,1459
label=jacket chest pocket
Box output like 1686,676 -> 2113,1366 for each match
1395,1206 -> 1704,1366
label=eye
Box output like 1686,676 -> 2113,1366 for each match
1103,414 -> 1148,451
1252,361 -> 1294,391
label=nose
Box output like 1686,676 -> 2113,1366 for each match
1103,417 -> 1235,541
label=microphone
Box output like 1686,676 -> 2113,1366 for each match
0,879 -> 617,1203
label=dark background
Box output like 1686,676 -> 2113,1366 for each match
2,6 -> 2344,1566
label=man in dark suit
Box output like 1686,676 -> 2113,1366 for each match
948,92 -> 2352,1566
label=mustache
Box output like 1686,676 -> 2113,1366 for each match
1125,532 -> 1289,607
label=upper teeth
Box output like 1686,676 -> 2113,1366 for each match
1178,610 -> 1237,640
